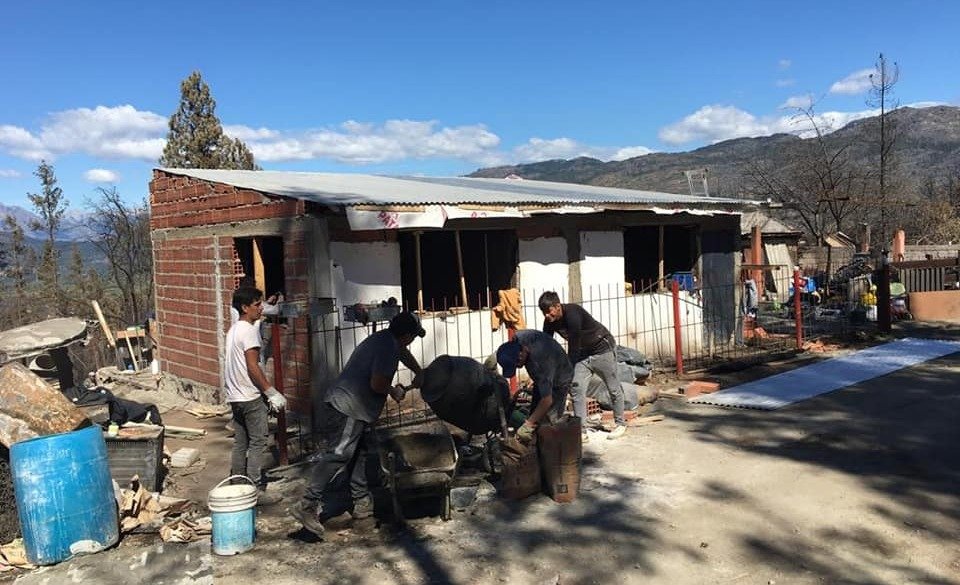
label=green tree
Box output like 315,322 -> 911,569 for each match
27,161 -> 67,312
2,215 -> 31,325
159,71 -> 259,170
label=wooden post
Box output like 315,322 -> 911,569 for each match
671,278 -> 684,376
455,230 -> 468,308
271,321 -> 289,466
414,231 -> 424,313
91,300 -> 116,348
751,226 -> 763,291
877,251 -> 892,333
793,268 -> 804,350
657,225 -> 665,291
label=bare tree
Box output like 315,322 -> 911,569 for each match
743,104 -> 869,244
868,53 -> 900,246
88,187 -> 154,327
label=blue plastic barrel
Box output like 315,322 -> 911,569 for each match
10,425 -> 119,565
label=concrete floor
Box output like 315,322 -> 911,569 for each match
6,326 -> 960,584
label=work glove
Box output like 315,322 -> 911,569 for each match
390,385 -> 407,403
516,422 -> 536,444
264,387 -> 287,412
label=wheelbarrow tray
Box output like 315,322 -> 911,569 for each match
376,417 -> 458,521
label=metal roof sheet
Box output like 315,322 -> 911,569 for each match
159,168 -> 759,209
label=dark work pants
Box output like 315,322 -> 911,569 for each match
304,402 -> 371,516
230,397 -> 270,487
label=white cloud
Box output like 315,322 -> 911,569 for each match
84,168 -> 120,183
0,105 -> 167,161
0,169 -> 22,178
509,137 -> 653,163
775,78 -> 796,88
242,119 -> 501,164
658,103 -> 897,146
778,59 -> 792,70
779,95 -> 814,110
829,68 -> 874,95
611,146 -> 654,160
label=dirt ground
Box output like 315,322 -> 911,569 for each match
5,326 -> 960,584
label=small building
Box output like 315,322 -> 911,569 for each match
149,169 -> 760,412
740,211 -> 804,299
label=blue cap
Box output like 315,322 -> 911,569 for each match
496,340 -> 521,378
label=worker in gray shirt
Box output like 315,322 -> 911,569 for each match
291,311 -> 425,537
496,329 -> 573,444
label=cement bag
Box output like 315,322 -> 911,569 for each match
537,415 -> 581,503
420,355 -> 510,435
500,435 -> 540,500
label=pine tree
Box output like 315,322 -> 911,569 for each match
2,215 -> 30,325
27,161 -> 67,313
159,71 -> 258,170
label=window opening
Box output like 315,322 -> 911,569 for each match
624,225 -> 697,292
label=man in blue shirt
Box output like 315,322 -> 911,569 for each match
291,312 -> 424,537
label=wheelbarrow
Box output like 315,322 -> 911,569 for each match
375,409 -> 459,523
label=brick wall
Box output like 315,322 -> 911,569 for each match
150,170 -> 314,411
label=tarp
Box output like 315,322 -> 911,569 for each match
690,337 -> 960,410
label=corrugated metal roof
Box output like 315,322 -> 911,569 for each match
740,211 -> 803,235
159,168 -> 760,209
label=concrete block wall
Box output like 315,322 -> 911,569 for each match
150,170 -> 313,410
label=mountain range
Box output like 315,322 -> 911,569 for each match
469,106 -> 960,198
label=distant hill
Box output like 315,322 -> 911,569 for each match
469,106 -> 960,198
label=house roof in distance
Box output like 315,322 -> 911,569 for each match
158,168 -> 761,210
740,211 -> 803,236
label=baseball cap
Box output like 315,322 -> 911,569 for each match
496,340 -> 521,378
389,311 -> 426,338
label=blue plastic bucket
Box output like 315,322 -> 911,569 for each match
209,475 -> 257,555
10,425 -> 119,565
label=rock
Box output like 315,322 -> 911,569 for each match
450,486 -> 479,510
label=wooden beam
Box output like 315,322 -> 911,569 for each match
91,300 -> 116,348
414,231 -> 424,313
455,230 -> 468,308
253,238 -> 266,293
657,225 -> 665,291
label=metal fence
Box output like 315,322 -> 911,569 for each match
280,270 -> 869,389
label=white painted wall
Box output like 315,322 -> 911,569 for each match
330,241 -> 403,306
518,237 -> 568,294
579,231 -> 626,302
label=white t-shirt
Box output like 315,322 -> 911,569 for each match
224,320 -> 262,402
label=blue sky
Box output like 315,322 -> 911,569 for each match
1,0 -> 958,209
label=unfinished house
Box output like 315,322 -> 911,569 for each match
149,169 -> 760,413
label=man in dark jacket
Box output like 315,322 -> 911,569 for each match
539,291 -> 626,441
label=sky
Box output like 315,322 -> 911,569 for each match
1,0 -> 959,210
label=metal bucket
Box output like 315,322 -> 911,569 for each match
10,425 -> 119,565
208,475 -> 257,555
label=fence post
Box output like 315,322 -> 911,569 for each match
671,278 -> 684,375
878,251 -> 892,333
271,321 -> 289,466
793,268 -> 803,350
507,326 -> 519,396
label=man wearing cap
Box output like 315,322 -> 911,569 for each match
496,329 -> 573,444
291,311 -> 425,537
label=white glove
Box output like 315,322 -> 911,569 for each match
265,387 -> 287,412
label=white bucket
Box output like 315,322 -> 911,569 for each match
208,475 -> 258,555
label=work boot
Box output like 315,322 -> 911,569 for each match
351,497 -> 374,520
257,488 -> 282,507
289,500 -> 325,537
606,425 -> 627,440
